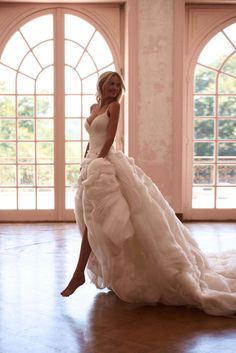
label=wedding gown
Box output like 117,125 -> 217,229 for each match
74,111 -> 236,316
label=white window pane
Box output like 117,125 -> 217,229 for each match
18,142 -> 35,164
0,96 -> 15,117
36,67 -> 54,94
65,40 -> 84,67
1,31 -> 28,69
87,31 -> 113,69
82,74 -> 98,94
37,165 -> 54,186
18,188 -> 35,209
65,142 -> 82,163
18,119 -> 34,140
194,65 -> 216,94
216,187 -> 236,208
36,96 -> 54,117
33,40 -> 54,67
37,142 -> 54,164
0,64 -> 16,93
223,23 -> 236,47
65,66 -> 81,94
198,32 -> 234,68
66,119 -> 81,140
66,165 -> 80,187
218,73 -> 236,94
65,15 -> 95,47
37,188 -> 54,209
82,95 -> 96,117
76,52 -> 97,78
192,187 -> 214,208
65,95 -> 81,117
20,15 -> 53,48
0,165 -> 16,186
221,53 -> 236,77
19,52 -> 42,79
37,119 -> 53,140
17,73 -> 35,94
66,187 -> 75,209
0,188 -> 16,209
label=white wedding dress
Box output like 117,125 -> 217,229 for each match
74,111 -> 236,316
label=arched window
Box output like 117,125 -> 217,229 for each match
192,23 -> 236,210
0,7 -> 120,221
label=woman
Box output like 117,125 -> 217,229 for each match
61,71 -> 236,316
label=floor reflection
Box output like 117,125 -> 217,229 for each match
1,222 -> 236,353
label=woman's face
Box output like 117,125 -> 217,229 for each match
102,75 -> 121,100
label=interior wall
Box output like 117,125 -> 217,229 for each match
0,0 -> 176,209
136,0 -> 174,204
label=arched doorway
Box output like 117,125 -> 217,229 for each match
192,23 -> 236,212
181,3 -> 236,220
0,6 -> 121,221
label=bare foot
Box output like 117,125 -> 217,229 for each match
61,273 -> 85,297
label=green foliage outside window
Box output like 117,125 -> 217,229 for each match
194,54 -> 236,186
0,88 -> 79,187
194,55 -> 236,161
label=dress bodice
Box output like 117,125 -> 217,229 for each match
85,112 -> 109,155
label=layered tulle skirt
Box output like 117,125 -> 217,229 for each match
74,149 -> 236,316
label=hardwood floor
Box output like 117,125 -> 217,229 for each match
1,222 -> 236,353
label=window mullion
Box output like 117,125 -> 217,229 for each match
54,8 -> 65,220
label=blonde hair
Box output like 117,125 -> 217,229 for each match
96,71 -> 125,103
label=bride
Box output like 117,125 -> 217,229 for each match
61,71 -> 236,316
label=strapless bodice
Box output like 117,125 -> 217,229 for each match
85,112 -> 109,155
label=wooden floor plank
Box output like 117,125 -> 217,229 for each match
1,222 -> 236,353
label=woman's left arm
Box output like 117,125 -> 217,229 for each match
98,101 -> 120,158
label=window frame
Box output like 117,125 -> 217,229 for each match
0,1 -> 139,221
174,0 -> 236,220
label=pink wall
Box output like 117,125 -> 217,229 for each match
134,0 -> 174,204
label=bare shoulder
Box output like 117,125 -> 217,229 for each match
109,101 -> 120,109
108,101 -> 120,115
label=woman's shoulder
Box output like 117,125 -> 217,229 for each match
108,101 -> 120,113
107,101 -> 120,119
109,101 -> 120,108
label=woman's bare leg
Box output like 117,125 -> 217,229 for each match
61,227 -> 91,297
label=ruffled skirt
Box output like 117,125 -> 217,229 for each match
74,149 -> 236,316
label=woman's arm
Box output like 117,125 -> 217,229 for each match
98,101 -> 120,158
